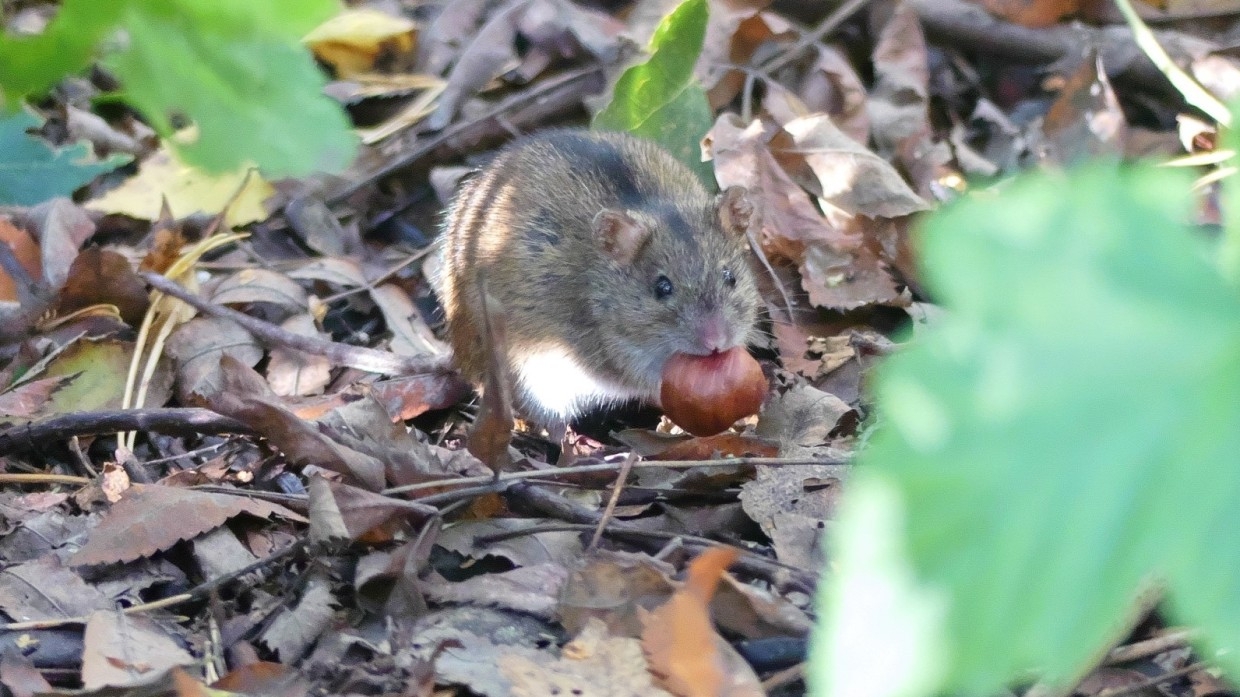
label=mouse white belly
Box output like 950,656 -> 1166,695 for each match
513,344 -> 654,422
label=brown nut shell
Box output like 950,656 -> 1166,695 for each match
660,347 -> 766,437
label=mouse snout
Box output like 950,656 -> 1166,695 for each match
694,311 -> 733,354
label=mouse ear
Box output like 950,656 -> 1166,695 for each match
716,186 -> 753,237
594,210 -> 650,265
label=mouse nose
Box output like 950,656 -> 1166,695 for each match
696,313 -> 731,353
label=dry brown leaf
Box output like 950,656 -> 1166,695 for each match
193,355 -> 386,490
1042,52 -> 1126,164
501,618 -> 673,696
640,546 -> 764,697
709,114 -> 904,310
468,285 -> 514,474
738,458 -> 849,570
427,0 -> 527,130
81,611 -> 195,689
310,476 -> 436,543
868,2 -> 951,197
312,394 -> 439,489
438,518 -> 584,567
368,282 -> 447,357
70,483 -> 306,567
259,573 -> 338,662
167,316 -> 264,402
417,0 -> 491,74
703,8 -> 793,109
424,563 -> 569,619
55,247 -> 151,326
559,550 -> 678,637
136,214 -> 187,275
778,114 -> 927,219
211,662 -> 310,696
709,115 -> 830,263
210,268 -> 309,310
266,314 -> 332,397
0,375 -> 68,418
713,573 -> 814,638
976,0 -> 1080,27
798,45 -> 870,144
408,607 -> 556,694
656,433 -> 780,460
0,651 -> 52,697
27,198 -> 94,290
0,555 -> 112,621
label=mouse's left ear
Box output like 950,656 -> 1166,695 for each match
716,186 -> 753,237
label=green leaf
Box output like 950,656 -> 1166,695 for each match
0,0 -> 127,105
0,110 -> 130,205
1221,98 -> 1240,281
811,165 -> 1240,697
592,0 -> 713,184
105,0 -> 355,177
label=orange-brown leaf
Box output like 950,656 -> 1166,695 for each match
641,547 -> 764,697
977,0 -> 1080,27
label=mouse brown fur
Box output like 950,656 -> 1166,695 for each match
434,129 -> 760,425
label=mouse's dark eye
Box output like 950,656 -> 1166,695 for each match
722,267 -> 737,288
654,275 -> 674,300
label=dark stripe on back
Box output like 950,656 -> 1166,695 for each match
542,132 -> 643,206
653,202 -> 698,249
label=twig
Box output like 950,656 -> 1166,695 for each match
588,452 -> 636,552
0,473 -> 91,485
760,0 -> 873,75
383,455 -> 848,496
1097,661 -> 1208,697
908,0 -> 1206,101
1112,0 -> 1230,126
1104,628 -> 1194,665
0,408 -> 253,457
318,247 -> 434,304
0,542 -> 302,631
139,271 -> 451,377
328,65 -> 606,204
476,520 -> 817,594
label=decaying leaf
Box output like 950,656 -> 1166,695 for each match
80,611 -> 195,690
70,484 -> 305,567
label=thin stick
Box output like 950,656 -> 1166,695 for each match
1111,0 -> 1230,126
760,0 -> 873,75
139,271 -> 451,376
329,65 -> 605,204
1098,662 -> 1208,697
0,542 -> 302,631
0,408 -> 253,457
588,452 -> 637,552
1104,628 -> 1194,665
383,455 -> 847,496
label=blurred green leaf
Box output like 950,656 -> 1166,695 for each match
0,0 -> 125,105
0,110 -> 130,205
106,0 -> 355,176
1221,98 -> 1240,281
811,165 -> 1240,696
593,0 -> 713,184
1,0 -> 352,177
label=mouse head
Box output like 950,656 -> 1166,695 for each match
587,186 -> 761,388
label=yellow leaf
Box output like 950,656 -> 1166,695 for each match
304,8 -> 417,77
86,148 -> 274,227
